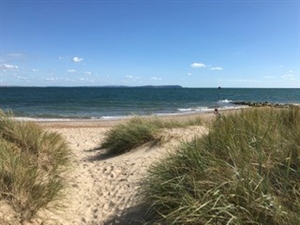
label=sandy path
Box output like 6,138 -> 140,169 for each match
0,112 -> 219,224
32,122 -> 208,225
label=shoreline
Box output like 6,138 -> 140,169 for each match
18,107 -> 246,129
36,112 -> 219,128
10,103 -> 249,121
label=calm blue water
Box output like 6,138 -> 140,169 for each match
0,87 -> 299,120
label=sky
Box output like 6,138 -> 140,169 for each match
0,0 -> 299,88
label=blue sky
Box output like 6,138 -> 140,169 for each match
0,0 -> 299,88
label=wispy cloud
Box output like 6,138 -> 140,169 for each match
44,77 -> 59,81
187,72 -> 192,76
84,71 -> 91,75
77,78 -> 95,83
72,56 -> 83,63
67,69 -> 76,73
264,75 -> 275,79
150,77 -> 162,81
1,64 -> 19,70
124,75 -> 141,82
281,74 -> 295,80
190,62 -> 206,68
13,74 -> 28,80
211,67 -> 223,71
7,53 -> 26,60
125,75 -> 134,79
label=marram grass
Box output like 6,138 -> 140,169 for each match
142,108 -> 300,225
0,110 -> 71,222
101,116 -> 203,155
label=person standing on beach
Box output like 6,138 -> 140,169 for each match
214,108 -> 221,117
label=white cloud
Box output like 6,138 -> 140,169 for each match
44,77 -> 58,81
264,75 -> 275,79
124,76 -> 141,83
72,57 -> 83,63
59,56 -> 71,60
32,69 -> 38,72
281,74 -> 295,80
190,62 -> 206,68
84,71 -> 91,75
211,67 -> 223,71
289,70 -> 293,73
2,64 -> 19,70
77,77 -> 94,83
187,73 -> 192,76
125,75 -> 134,79
67,69 -> 76,73
150,77 -> 162,81
14,75 -> 28,80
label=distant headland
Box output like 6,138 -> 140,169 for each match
99,85 -> 184,89
0,85 -> 184,88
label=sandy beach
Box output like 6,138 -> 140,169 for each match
2,112 -> 217,225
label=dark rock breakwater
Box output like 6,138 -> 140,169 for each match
232,101 -> 300,108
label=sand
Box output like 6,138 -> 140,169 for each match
2,112 -> 219,225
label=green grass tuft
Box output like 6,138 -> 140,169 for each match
101,117 -> 159,155
100,116 -> 203,155
0,110 -> 71,222
142,108 -> 300,225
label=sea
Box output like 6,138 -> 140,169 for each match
0,87 -> 299,121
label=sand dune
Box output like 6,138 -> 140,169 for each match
2,113 -> 213,225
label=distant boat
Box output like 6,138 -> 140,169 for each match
218,86 -> 221,89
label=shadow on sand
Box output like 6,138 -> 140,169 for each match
103,202 -> 153,225
83,147 -> 121,162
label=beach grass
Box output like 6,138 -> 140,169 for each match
141,107 -> 300,225
100,116 -> 203,155
0,110 -> 71,222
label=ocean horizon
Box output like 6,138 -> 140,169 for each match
1,87 -> 299,121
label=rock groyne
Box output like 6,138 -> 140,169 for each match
232,101 -> 300,108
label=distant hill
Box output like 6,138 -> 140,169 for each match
0,85 -> 184,89
100,85 -> 184,89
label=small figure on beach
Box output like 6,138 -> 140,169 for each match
214,108 -> 221,117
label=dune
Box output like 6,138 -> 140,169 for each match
2,113 -> 216,225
